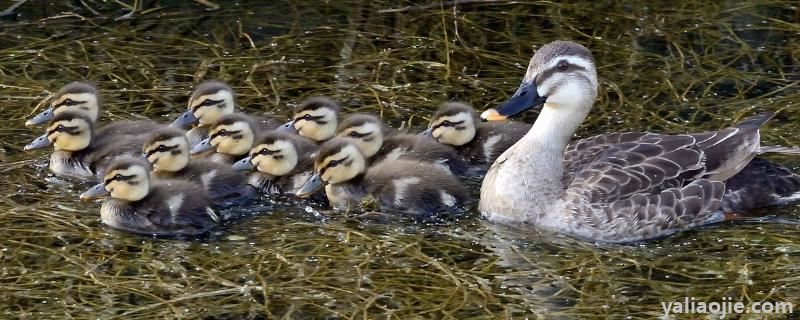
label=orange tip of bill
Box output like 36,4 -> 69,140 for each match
480,109 -> 508,121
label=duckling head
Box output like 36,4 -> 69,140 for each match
26,81 -> 101,126
426,102 -> 477,146
285,97 -> 340,142
335,113 -> 389,158
246,132 -> 300,176
195,113 -> 255,156
171,80 -> 235,128
25,111 -> 94,151
81,157 -> 151,202
297,138 -> 366,196
143,127 -> 190,172
481,41 -> 597,122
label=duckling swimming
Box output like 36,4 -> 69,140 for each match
279,97 -> 340,143
479,40 -> 800,243
80,157 -> 219,237
189,113 -> 276,164
232,131 -> 322,199
336,113 -> 467,175
24,111 -> 152,180
424,102 -> 530,165
296,138 -> 467,215
170,80 -> 281,147
143,127 -> 256,206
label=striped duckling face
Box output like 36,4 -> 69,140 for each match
26,82 -> 100,127
143,128 -> 190,172
82,158 -> 151,202
289,97 -> 339,142
335,114 -> 386,158
248,135 -> 299,176
296,138 -> 365,196
428,102 -> 477,147
171,80 -> 235,128
203,114 -> 255,156
25,111 -> 94,151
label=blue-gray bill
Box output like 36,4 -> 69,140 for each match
25,107 -> 55,127
420,127 -> 433,138
481,81 -> 547,121
296,173 -> 323,197
171,109 -> 198,128
190,138 -> 213,154
276,120 -> 297,134
80,183 -> 109,201
232,156 -> 254,171
24,134 -> 52,150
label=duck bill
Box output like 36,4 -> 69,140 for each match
481,81 -> 547,121
171,110 -> 198,128
420,127 -> 433,138
296,173 -> 323,197
80,183 -> 109,201
190,138 -> 213,154
24,134 -> 52,150
232,156 -> 254,171
25,107 -> 55,127
276,120 -> 297,134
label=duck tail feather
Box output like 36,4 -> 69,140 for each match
758,146 -> 800,155
735,112 -> 775,129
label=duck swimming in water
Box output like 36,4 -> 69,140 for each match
80,157 -> 219,237
189,113 -> 278,164
479,40 -> 800,243
278,97 -> 341,143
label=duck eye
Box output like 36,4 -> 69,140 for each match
218,129 -> 228,136
441,120 -> 452,126
63,98 -> 76,106
259,148 -> 269,155
302,114 -> 313,120
557,60 -> 569,71
155,145 -> 168,152
114,174 -> 124,180
56,124 -> 66,131
348,131 -> 359,137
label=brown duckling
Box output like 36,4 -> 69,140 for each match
189,112 -> 282,164
278,97 -> 340,143
143,127 -> 256,206
23,111 -> 153,181
170,80 -> 281,147
296,138 -> 467,215
80,157 -> 219,237
424,102 -> 531,165
336,113 -> 467,175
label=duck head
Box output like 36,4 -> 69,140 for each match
25,111 -> 94,151
281,97 -> 340,142
238,132 -> 300,176
297,138 -> 366,196
426,102 -> 478,146
191,113 -> 255,156
143,127 -> 190,172
172,80 -> 235,128
81,157 -> 151,202
481,41 -> 598,122
26,82 -> 101,127
335,113 -> 388,158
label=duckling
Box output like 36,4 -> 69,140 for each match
278,97 -> 340,142
296,138 -> 467,215
231,131 -> 325,199
23,111 -> 152,181
189,113 -> 274,164
142,127 -> 256,206
336,113 -> 467,175
25,82 -> 162,137
424,102 -> 530,165
171,80 -> 282,146
80,156 -> 219,237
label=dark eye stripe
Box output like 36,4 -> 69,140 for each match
192,98 -> 224,111
104,174 -> 134,185
210,130 -> 241,139
535,61 -> 587,85
47,125 -> 80,136
146,144 -> 179,157
294,114 -> 325,123
345,131 -> 371,138
432,120 -> 464,131
53,99 -> 86,109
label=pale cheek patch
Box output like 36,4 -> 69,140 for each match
166,194 -> 184,217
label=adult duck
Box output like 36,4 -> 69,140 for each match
479,40 -> 800,243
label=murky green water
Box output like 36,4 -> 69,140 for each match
1,1 -> 799,318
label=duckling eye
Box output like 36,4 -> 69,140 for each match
557,60 -> 570,71
218,129 -> 228,136
348,131 -> 359,137
63,98 -> 76,106
302,114 -> 313,121
441,120 -> 453,127
56,124 -> 66,131
114,174 -> 124,180
155,145 -> 169,152
328,159 -> 342,167
259,148 -> 270,155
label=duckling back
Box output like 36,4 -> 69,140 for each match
364,159 -> 468,215
379,134 -> 468,176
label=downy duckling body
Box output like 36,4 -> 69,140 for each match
189,113 -> 276,164
171,80 -> 281,146
336,114 -> 467,175
425,102 -> 530,165
143,127 -> 256,206
80,157 -> 219,237
24,111 -> 151,181
25,82 -> 162,141
279,97 -> 340,143
296,138 -> 467,215
232,131 -> 325,201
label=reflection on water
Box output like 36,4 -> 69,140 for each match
1,0 -> 799,318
